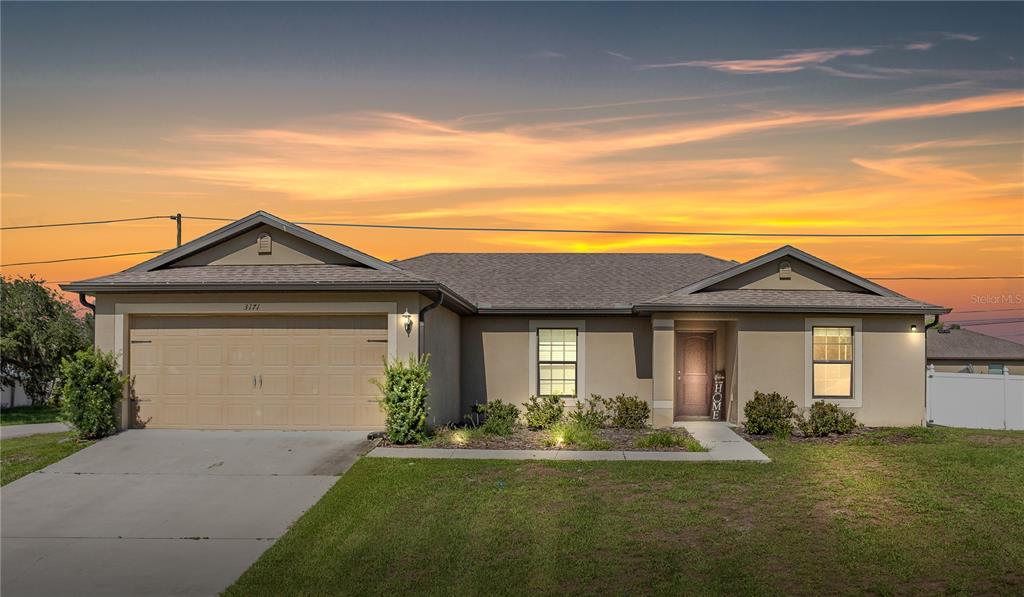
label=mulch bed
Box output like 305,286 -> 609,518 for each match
738,426 -> 935,445
381,426 -> 701,451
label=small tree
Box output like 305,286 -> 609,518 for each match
59,349 -> 126,439
1,276 -> 91,403
373,355 -> 431,444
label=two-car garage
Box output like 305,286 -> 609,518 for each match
129,314 -> 388,430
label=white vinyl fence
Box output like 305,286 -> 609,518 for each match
927,365 -> 1024,430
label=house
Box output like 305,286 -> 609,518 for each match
927,327 -> 1024,375
62,211 -> 949,431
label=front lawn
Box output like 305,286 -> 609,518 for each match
228,427 -> 1024,596
0,405 -> 61,426
1,432 -> 92,485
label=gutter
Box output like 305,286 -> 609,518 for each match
417,291 -> 444,355
924,314 -> 942,330
78,293 -> 96,314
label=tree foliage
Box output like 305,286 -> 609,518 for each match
1,276 -> 91,403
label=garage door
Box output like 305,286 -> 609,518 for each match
129,315 -> 387,430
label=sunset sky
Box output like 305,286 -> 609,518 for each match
2,3 -> 1022,338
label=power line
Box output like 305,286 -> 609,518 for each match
0,215 -> 174,231
950,318 -> 1024,326
0,250 -> 171,268
872,275 -> 1024,280
181,215 -> 1024,238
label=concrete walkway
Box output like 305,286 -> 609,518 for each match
0,422 -> 70,439
1,429 -> 371,597
368,421 -> 769,462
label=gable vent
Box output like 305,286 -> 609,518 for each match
779,260 -> 792,280
257,233 -> 272,255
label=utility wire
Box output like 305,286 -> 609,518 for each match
0,250 -> 171,268
181,215 -> 1024,238
948,317 -> 1024,326
0,215 -> 174,231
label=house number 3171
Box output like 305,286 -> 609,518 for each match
243,303 -> 261,311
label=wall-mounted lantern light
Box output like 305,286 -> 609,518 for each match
911,324 -> 918,332
402,309 -> 413,336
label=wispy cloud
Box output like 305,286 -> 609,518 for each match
940,32 -> 981,42
905,42 -> 935,51
852,156 -> 983,185
603,50 -> 631,61
6,91 -> 1022,203
527,50 -> 564,60
886,135 -> 1022,153
640,48 -> 874,74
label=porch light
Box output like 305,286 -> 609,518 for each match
911,325 -> 918,332
402,309 -> 413,336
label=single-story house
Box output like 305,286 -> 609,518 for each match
927,327 -> 1024,375
62,211 -> 949,431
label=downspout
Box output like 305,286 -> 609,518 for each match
923,314 -> 940,426
417,291 -> 443,356
78,293 -> 96,314
924,314 -> 940,330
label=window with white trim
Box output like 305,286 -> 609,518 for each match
812,327 -> 853,397
537,328 -> 577,397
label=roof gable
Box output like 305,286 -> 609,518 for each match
666,245 -> 900,298
126,212 -> 400,272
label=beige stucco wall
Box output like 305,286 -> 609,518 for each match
460,316 -> 653,416
93,291 -> 426,428
171,224 -> 360,267
421,301 -> 461,427
732,313 -> 927,427
930,360 -> 1024,375
708,257 -> 863,292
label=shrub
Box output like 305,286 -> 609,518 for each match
59,349 -> 126,439
797,402 -> 858,437
475,400 -> 520,436
373,355 -> 431,444
634,430 -> 706,452
607,394 -> 650,430
545,422 -> 613,450
523,394 -> 564,429
743,390 -> 796,438
566,394 -> 608,429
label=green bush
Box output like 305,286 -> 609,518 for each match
545,422 -> 613,450
566,394 -> 608,429
797,402 -> 858,437
743,390 -> 796,438
59,349 -> 126,439
607,394 -> 650,430
523,394 -> 564,429
634,430 -> 706,452
475,400 -> 520,436
373,355 -> 431,444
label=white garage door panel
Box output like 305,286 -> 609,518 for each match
130,315 -> 387,430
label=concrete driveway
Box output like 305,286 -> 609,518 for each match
1,429 -> 371,596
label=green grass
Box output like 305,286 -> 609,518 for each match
228,427 -> 1024,596
0,405 -> 61,426
1,432 -> 92,485
545,422 -> 613,450
635,429 -> 707,451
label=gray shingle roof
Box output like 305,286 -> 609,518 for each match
927,328 -> 1024,360
635,289 -> 945,313
395,253 -> 736,310
64,265 -> 430,289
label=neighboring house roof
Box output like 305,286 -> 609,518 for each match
927,328 -> 1024,360
395,253 -> 735,312
634,289 -> 945,313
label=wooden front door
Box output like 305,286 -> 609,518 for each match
675,332 -> 714,419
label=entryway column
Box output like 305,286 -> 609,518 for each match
652,317 -> 675,427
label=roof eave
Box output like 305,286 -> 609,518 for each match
61,281 -> 477,314
475,307 -> 636,315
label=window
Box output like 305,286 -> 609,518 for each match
989,364 -> 1005,374
812,327 -> 853,397
538,328 -> 577,397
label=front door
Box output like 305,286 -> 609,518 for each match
675,332 -> 714,419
